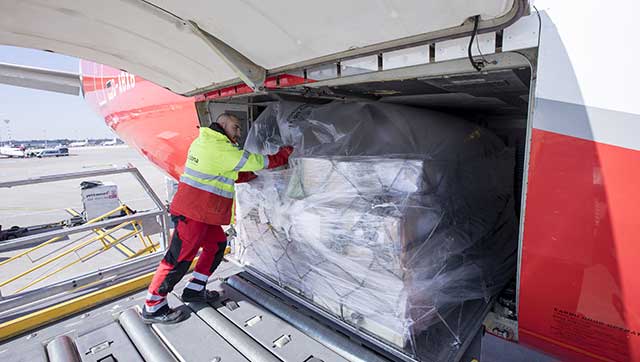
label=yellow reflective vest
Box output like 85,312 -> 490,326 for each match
179,127 -> 268,197
170,126 -> 268,225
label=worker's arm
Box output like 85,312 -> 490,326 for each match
266,146 -> 294,169
227,146 -> 293,173
236,171 -> 257,183
229,149 -> 267,172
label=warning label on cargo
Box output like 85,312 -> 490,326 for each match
551,308 -> 637,361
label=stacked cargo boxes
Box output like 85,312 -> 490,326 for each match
235,101 -> 518,360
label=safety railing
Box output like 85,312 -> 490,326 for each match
0,165 -> 170,297
64,206 -> 159,259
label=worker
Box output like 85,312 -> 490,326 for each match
142,113 -> 293,324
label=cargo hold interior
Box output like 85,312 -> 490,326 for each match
196,52 -> 534,362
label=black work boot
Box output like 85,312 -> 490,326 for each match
140,304 -> 188,324
181,288 -> 221,303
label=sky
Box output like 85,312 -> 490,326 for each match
0,45 -> 114,141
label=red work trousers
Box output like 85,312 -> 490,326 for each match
147,215 -> 227,298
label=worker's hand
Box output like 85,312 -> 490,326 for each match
267,146 -> 294,169
236,171 -> 258,183
277,145 -> 294,158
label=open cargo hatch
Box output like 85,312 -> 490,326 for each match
0,0 -> 527,95
200,52 -> 534,361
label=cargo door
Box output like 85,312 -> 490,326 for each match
0,0 -> 528,95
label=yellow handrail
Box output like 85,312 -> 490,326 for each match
128,242 -> 161,259
0,205 -> 126,268
0,221 -> 135,288
66,207 -> 136,258
12,229 -> 141,293
122,206 -> 159,254
0,203 -> 165,294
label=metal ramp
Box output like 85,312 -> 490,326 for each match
0,264 -> 378,362
0,167 -> 387,362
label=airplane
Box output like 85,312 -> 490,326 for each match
0,145 -> 25,158
68,139 -> 89,147
101,138 -> 118,146
0,1 -> 638,362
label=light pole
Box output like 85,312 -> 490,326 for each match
3,119 -> 10,147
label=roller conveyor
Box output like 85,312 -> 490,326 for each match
0,262 -> 375,362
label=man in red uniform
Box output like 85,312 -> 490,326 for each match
142,113 -> 293,323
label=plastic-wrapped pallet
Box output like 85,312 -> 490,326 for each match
235,101 -> 518,361
287,157 -> 424,196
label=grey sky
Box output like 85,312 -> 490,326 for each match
0,46 -> 114,141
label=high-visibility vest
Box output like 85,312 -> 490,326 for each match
179,127 -> 268,199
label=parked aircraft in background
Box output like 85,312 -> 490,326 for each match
68,139 -> 89,147
0,146 -> 25,158
101,138 -> 118,146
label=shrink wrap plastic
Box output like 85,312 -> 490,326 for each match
235,101 -> 517,360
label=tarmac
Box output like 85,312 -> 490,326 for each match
0,146 -> 171,296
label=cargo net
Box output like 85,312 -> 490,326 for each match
234,101 -> 518,361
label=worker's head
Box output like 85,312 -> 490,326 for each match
214,113 -> 242,144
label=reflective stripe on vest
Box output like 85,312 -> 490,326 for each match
179,127 -> 267,201
183,167 -> 234,185
180,176 -> 234,199
233,150 -> 250,171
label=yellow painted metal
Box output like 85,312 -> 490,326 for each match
0,221 -> 135,288
146,235 -> 158,252
129,242 -> 160,258
1,233 -> 60,266
14,257 -> 86,294
65,207 -> 136,258
0,257 -> 200,342
122,206 -> 152,252
5,206 -> 159,293
12,229 -> 141,294
1,203 -> 165,296
124,210 -> 145,249
0,205 -> 126,269
96,228 -> 135,257
0,271 -> 154,342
